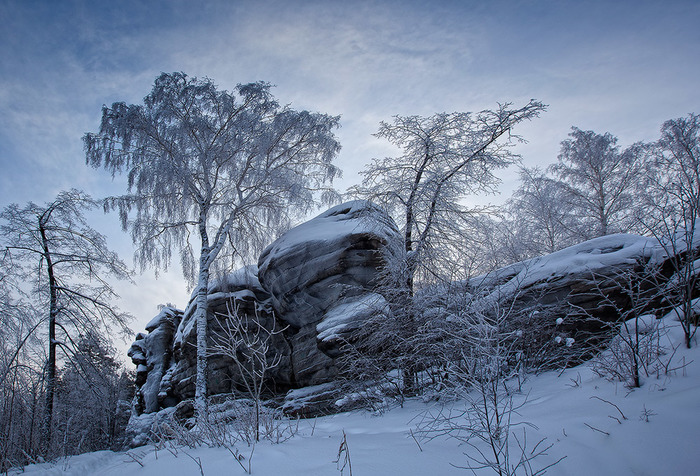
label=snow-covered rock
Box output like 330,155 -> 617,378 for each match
169,266 -> 293,401
258,200 -> 401,385
259,200 -> 400,328
471,234 -> 660,304
127,306 -> 181,415
126,202 -> 400,429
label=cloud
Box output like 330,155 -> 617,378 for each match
1,0 -> 698,336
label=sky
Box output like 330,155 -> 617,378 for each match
1,0 -> 699,352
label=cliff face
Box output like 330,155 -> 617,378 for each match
128,201 -> 401,417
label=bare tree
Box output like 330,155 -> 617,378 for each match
640,113 -> 700,348
208,303 -> 286,444
0,189 -> 132,454
351,102 -> 545,289
416,294 -> 564,475
551,127 -> 642,240
84,72 -> 341,422
348,102 -> 545,391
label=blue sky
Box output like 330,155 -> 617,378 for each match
1,0 -> 699,338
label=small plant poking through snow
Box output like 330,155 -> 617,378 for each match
639,405 -> 657,423
334,430 -> 353,476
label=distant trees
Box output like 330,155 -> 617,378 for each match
0,256 -> 43,471
507,167 -> 577,257
85,72 -> 341,421
53,335 -> 126,455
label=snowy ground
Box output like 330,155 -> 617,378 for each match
12,319 -> 700,476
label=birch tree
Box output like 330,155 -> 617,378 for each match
84,72 -> 341,421
507,166 -> 577,257
349,101 -> 545,391
551,127 -> 642,240
0,189 -> 131,455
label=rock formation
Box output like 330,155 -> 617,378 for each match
127,202 -> 689,432
128,201 -> 401,421
128,306 -> 181,415
258,200 -> 401,385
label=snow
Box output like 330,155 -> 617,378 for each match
316,293 -> 388,342
12,318 -> 700,476
472,234 -> 660,305
208,265 -> 262,294
663,297 -> 700,322
259,200 -> 396,270
145,306 -> 180,332
619,314 -> 658,336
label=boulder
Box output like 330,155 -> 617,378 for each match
258,200 -> 401,385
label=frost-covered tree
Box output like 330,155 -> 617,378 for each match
84,72 -> 341,421
641,114 -> 700,348
348,102 -> 545,391
507,167 -> 577,257
551,127 -> 642,239
351,102 -> 545,291
0,189 -> 131,455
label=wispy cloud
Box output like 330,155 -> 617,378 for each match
1,0 -> 698,334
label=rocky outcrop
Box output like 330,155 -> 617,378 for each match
128,306 -> 182,414
258,200 -> 401,385
128,203 -> 689,431
127,201 -> 401,420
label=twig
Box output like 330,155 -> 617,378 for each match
334,430 -> 353,476
409,429 -> 423,452
590,396 -> 627,421
224,444 -> 250,474
584,423 -> 610,436
183,451 -> 205,476
124,451 -> 144,467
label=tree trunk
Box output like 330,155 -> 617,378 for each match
195,213 -> 212,426
39,218 -> 57,455
194,255 -> 211,425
